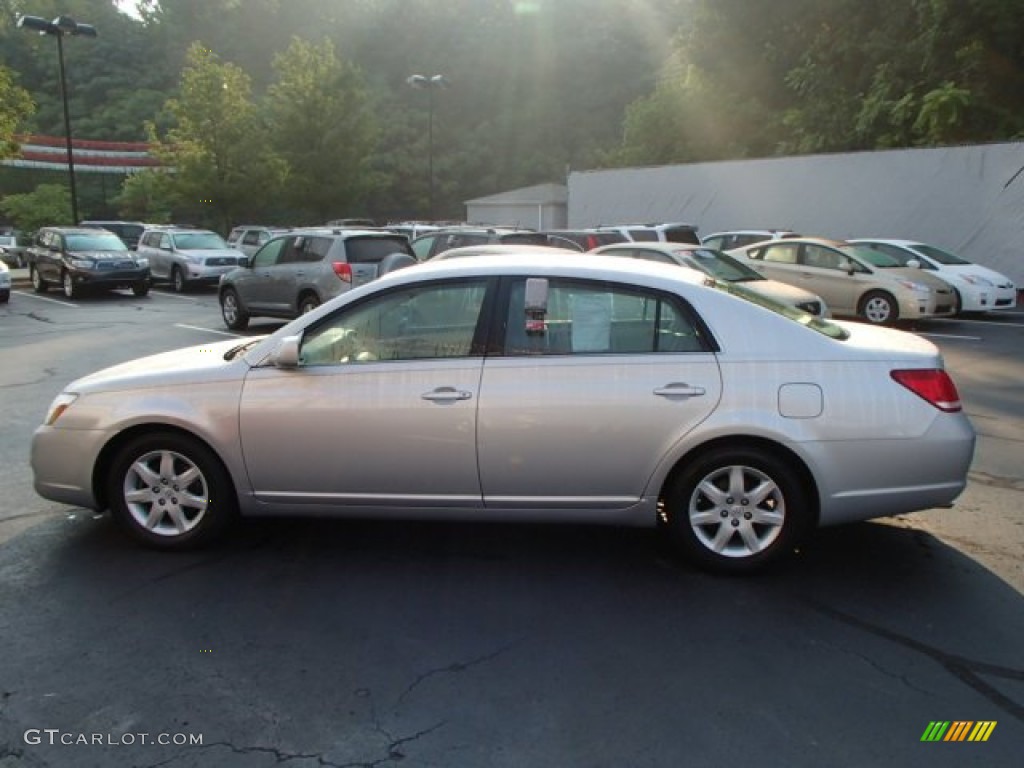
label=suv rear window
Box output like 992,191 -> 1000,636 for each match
662,227 -> 701,245
345,236 -> 414,264
500,233 -> 551,247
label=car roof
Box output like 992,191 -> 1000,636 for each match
46,226 -> 117,235
431,244 -> 575,260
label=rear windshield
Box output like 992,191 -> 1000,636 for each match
710,278 -> 849,340
663,227 -> 701,245
499,233 -> 550,246
66,233 -> 128,252
677,248 -> 762,282
345,236 -> 415,264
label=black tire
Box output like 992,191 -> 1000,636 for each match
220,288 -> 250,330
133,280 -> 150,297
30,265 -> 48,293
172,266 -> 187,293
952,288 -> 963,316
298,294 -> 320,315
665,446 -> 810,574
859,290 -> 898,325
62,270 -> 78,299
106,432 -> 238,550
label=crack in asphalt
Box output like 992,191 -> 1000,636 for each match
395,640 -> 521,707
818,639 -> 934,696
0,368 -> 57,390
809,601 -> 1024,721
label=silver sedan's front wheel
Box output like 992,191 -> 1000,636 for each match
107,432 -> 237,549
666,447 -> 810,573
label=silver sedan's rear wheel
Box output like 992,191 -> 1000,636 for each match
107,432 -> 237,549
666,447 -> 810,573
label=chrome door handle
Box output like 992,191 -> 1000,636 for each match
653,383 -> 706,398
421,387 -> 473,402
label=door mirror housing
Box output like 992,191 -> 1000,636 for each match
272,335 -> 302,368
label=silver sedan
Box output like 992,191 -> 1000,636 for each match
30,254 -> 975,573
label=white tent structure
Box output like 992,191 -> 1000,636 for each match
568,142 -> 1024,286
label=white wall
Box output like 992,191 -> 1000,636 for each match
568,142 -> 1024,285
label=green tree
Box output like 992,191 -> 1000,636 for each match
1,183 -> 71,230
0,65 -> 34,159
265,37 -> 379,223
149,42 -> 286,231
112,169 -> 176,222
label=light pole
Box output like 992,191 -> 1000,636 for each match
406,74 -> 448,220
17,15 -> 98,225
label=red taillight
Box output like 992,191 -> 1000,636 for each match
332,262 -> 352,283
890,369 -> 962,412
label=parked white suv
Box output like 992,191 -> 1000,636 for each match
595,222 -> 700,245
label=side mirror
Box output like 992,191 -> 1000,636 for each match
906,259 -> 921,269
272,335 -> 302,368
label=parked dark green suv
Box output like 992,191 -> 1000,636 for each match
27,227 -> 150,299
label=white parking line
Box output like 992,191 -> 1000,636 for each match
917,332 -> 982,340
11,290 -> 79,308
150,289 -> 207,301
174,323 -> 244,338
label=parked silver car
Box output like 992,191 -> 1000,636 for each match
592,242 -> 829,316
218,228 -> 417,329
730,237 -> 957,324
136,227 -> 245,292
31,254 -> 974,573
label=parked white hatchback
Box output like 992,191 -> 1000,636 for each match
31,254 -> 974,573
849,239 -> 1017,314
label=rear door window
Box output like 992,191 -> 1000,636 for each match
345,236 -> 414,264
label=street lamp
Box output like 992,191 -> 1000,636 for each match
17,15 -> 98,225
406,74 -> 448,220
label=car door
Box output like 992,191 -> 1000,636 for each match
33,230 -> 59,281
476,276 -> 722,510
233,237 -> 291,313
793,243 -> 860,315
238,277 -> 493,507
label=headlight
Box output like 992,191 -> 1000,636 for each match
897,280 -> 929,293
68,258 -> 95,269
135,257 -> 149,268
183,254 -> 201,264
43,393 -> 78,426
961,273 -> 993,286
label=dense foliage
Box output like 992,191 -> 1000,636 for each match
1,0 -> 1022,230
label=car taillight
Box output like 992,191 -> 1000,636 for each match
890,369 -> 962,412
332,262 -> 352,282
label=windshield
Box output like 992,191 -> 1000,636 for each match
910,243 -> 971,265
707,277 -> 849,340
676,248 -> 763,282
65,234 -> 128,252
173,232 -> 229,250
841,244 -> 900,268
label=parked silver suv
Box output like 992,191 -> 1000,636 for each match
218,228 -> 417,330
226,225 -> 291,258
137,227 -> 245,292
